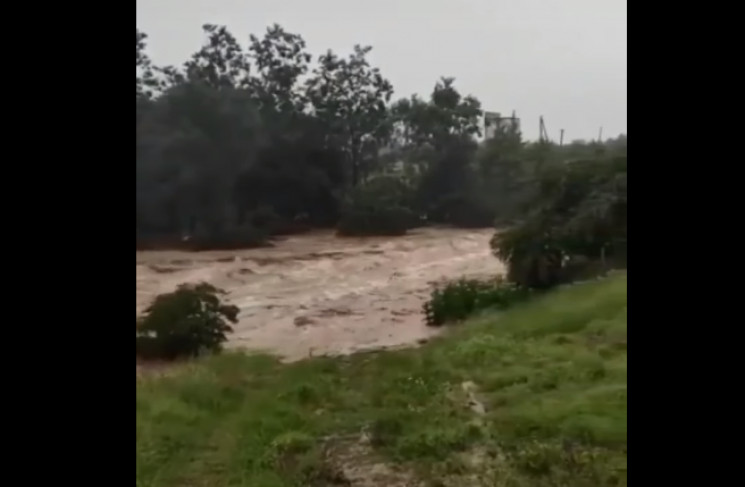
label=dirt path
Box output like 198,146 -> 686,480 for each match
136,227 -> 504,361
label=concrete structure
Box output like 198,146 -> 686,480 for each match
484,111 -> 520,139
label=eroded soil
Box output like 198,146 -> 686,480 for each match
136,227 -> 504,361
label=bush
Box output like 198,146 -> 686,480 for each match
493,227 -> 616,289
337,177 -> 418,236
430,193 -> 495,228
560,255 -> 610,282
491,156 -> 627,290
357,175 -> 416,208
337,205 -> 415,236
188,223 -> 270,250
492,224 -> 567,290
271,212 -> 314,236
423,276 -> 531,326
136,282 -> 239,360
247,205 -> 284,234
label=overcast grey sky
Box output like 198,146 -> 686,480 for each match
136,0 -> 626,141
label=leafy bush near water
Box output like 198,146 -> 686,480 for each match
337,205 -> 416,236
424,277 -> 531,326
491,156 -> 627,289
188,223 -> 270,251
337,176 -> 419,236
429,193 -> 496,228
136,283 -> 239,360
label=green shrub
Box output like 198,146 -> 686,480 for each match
448,199 -> 495,228
560,255 -> 611,283
423,277 -> 531,326
430,193 -> 495,228
357,175 -> 416,208
136,283 -> 239,360
188,223 -> 269,250
492,224 -> 566,290
491,156 -> 627,290
337,205 -> 415,236
492,229 -> 616,290
247,205 -> 283,233
336,176 -> 418,236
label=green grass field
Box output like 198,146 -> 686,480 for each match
136,273 -> 627,487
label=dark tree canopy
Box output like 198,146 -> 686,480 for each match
136,23 -> 627,248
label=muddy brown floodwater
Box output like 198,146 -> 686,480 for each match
136,227 -> 505,361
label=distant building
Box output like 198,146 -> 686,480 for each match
484,111 -> 520,139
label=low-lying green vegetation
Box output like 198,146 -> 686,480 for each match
136,283 -> 239,360
423,277 -> 532,327
136,272 -> 627,487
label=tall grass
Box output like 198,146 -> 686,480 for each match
137,273 -> 627,487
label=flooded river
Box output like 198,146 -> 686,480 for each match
136,227 -> 505,361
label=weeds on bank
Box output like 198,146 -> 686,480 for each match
423,277 -> 532,327
136,273 -> 627,487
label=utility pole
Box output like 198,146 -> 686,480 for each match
539,116 -> 549,143
559,129 -> 565,147
597,126 -> 604,143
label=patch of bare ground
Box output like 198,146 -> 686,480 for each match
314,435 -> 424,487
315,434 -> 501,487
136,227 -> 504,361
136,359 -> 186,378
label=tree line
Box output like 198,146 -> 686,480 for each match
136,23 -> 627,249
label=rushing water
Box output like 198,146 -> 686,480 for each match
136,227 -> 505,361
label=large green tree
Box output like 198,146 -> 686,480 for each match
248,24 -> 311,114
184,24 -> 251,90
136,83 -> 264,238
306,45 -> 394,187
390,78 -> 485,223
136,22 -> 626,245
136,29 -> 159,99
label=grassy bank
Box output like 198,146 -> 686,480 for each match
136,273 -> 627,487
